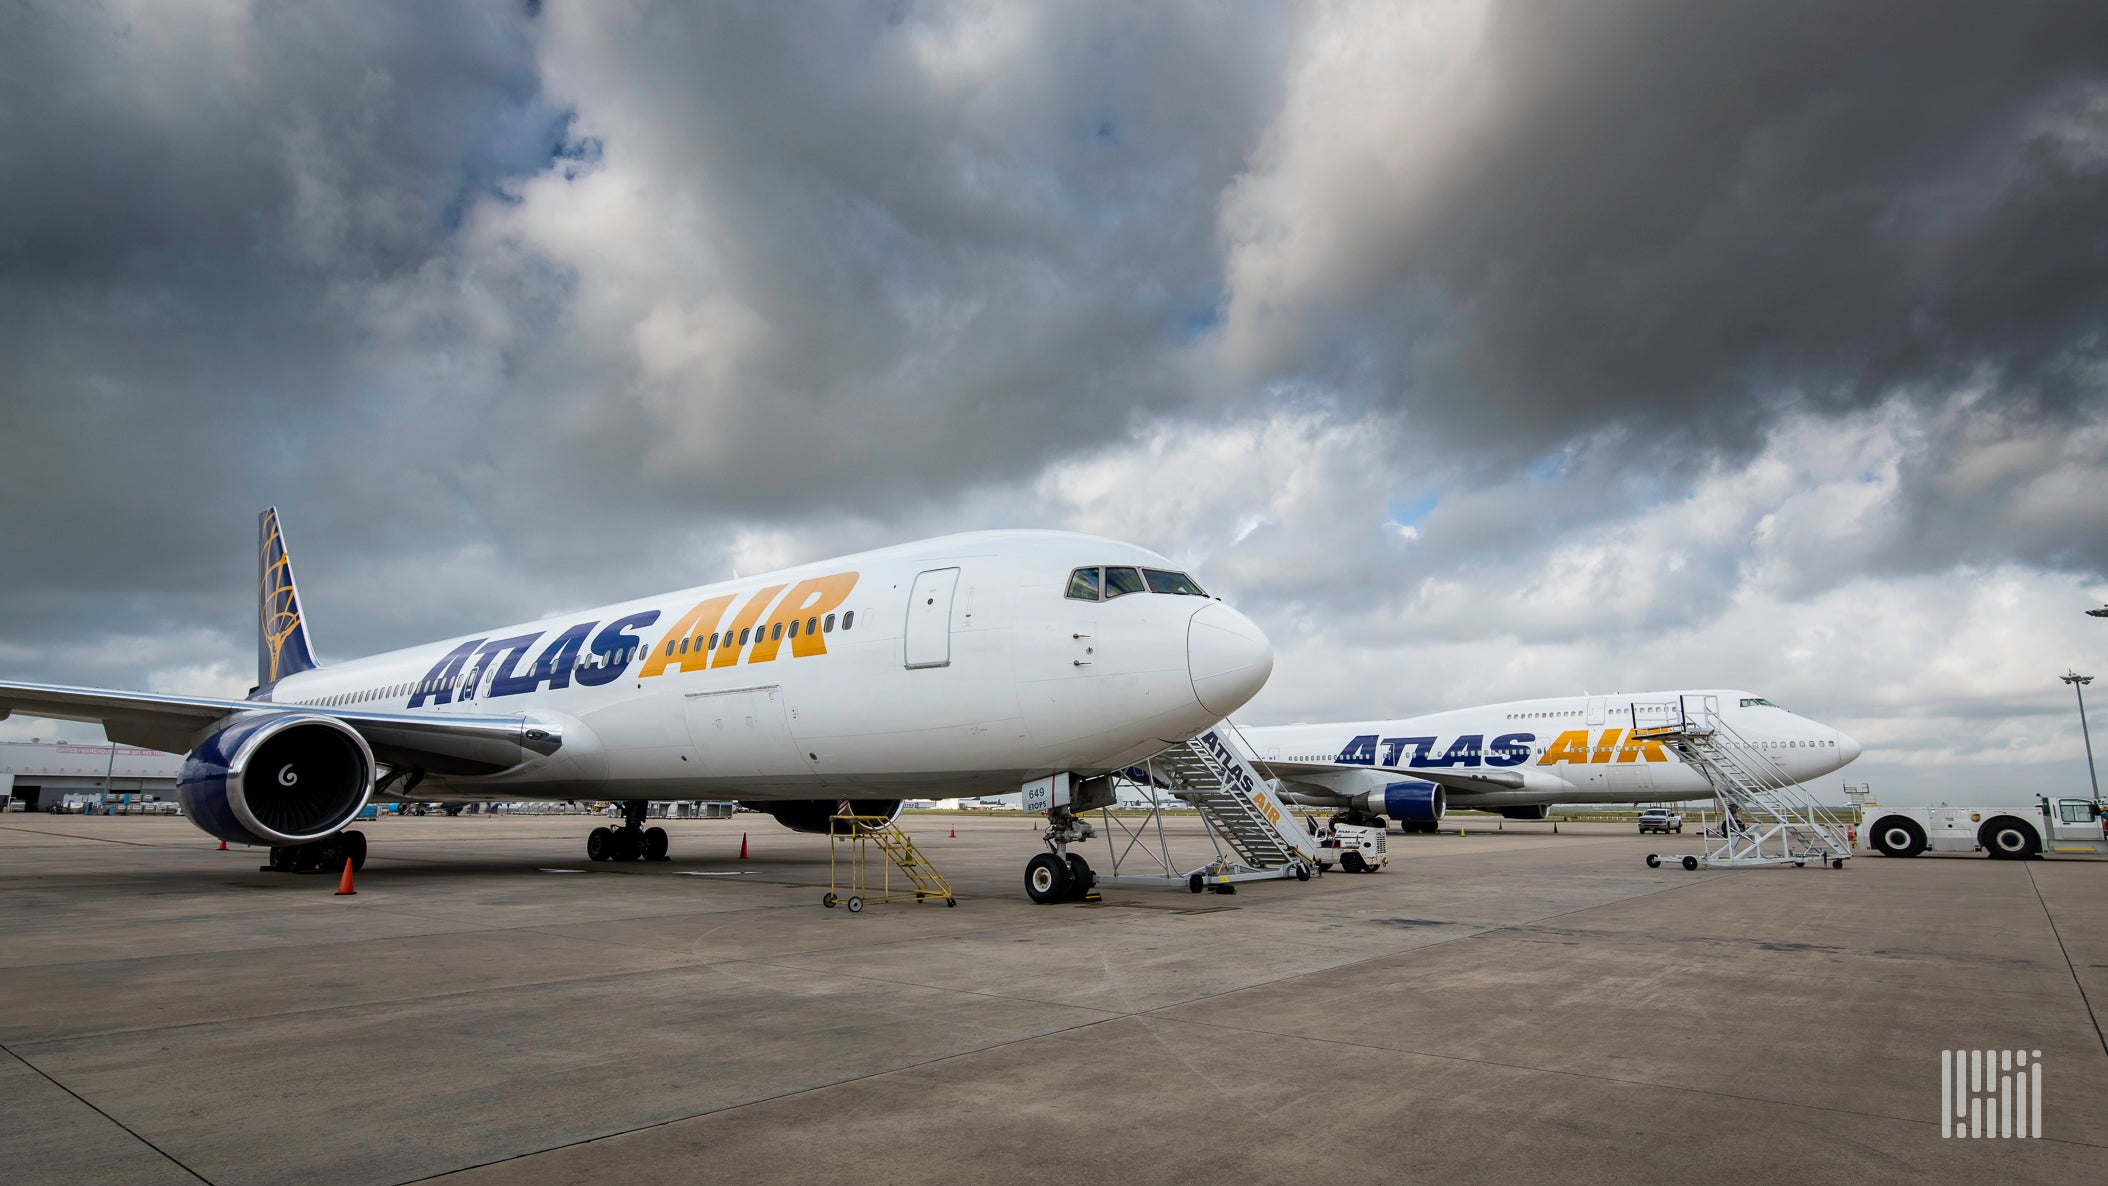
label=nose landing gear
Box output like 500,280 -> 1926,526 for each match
586,802 -> 671,863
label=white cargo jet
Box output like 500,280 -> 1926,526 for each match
0,510 -> 1273,878
1245,691 -> 1860,830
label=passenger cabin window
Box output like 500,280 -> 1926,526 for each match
1103,567 -> 1145,598
1142,569 -> 1207,596
1066,567 -> 1102,601
843,610 -> 855,629
823,614 -> 835,633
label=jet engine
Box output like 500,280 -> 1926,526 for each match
1347,779 -> 1446,823
746,798 -> 906,834
177,714 -> 375,847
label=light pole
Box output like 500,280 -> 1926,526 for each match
2063,671 -> 2099,801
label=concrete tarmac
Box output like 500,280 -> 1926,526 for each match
2,813 -> 2103,1185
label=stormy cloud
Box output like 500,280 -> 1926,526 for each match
2,0 -> 2103,798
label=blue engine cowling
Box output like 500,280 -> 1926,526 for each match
743,798 -> 905,834
178,714 -> 375,846
1349,780 -> 1446,823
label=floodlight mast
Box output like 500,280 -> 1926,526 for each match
2063,671 -> 2100,801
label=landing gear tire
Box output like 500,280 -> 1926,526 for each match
612,828 -> 645,862
1681,855 -> 1699,871
1188,872 -> 1206,894
1025,853 -> 1072,904
1064,854 -> 1095,901
644,826 -> 669,862
343,829 -> 368,872
1341,851 -> 1367,874
587,826 -> 614,862
1645,853 -> 1661,868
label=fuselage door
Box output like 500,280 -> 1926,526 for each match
904,567 -> 961,670
1585,697 -> 1607,726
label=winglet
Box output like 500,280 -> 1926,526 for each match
257,507 -> 318,691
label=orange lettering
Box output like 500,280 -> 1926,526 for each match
748,572 -> 859,663
711,585 -> 787,668
639,595 -> 735,678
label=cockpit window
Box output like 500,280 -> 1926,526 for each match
1103,566 -> 1146,598
1142,568 -> 1207,596
1739,698 -> 1779,708
1065,567 -> 1102,601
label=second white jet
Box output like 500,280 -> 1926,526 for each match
1245,691 -> 1861,830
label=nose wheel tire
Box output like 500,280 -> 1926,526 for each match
1025,853 -> 1073,904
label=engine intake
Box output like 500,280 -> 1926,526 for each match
178,714 -> 375,846
745,798 -> 905,835
1348,780 -> 1445,823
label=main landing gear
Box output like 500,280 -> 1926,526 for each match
265,830 -> 366,873
587,801 -> 669,863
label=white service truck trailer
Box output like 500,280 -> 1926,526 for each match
1861,793 -> 2107,859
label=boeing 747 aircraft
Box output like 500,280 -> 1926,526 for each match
1245,691 -> 1860,829
0,510 -> 1274,879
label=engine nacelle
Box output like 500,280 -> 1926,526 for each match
1495,804 -> 1552,821
745,798 -> 906,835
1349,780 -> 1446,823
178,714 -> 375,846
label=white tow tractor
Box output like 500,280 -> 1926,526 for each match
1312,821 -> 1388,873
1862,794 -> 2108,859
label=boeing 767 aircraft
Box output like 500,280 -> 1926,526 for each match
0,510 -> 1274,882
1245,691 -> 1860,829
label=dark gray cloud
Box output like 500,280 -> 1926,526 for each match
1225,0 -> 2108,459
0,0 -> 2102,803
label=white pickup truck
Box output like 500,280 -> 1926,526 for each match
1637,808 -> 1684,834
1862,794 -> 2107,859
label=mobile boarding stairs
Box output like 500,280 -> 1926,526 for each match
1633,695 -> 1853,871
1020,721 -> 1320,902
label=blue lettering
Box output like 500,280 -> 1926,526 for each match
462,633 -> 543,702
1383,736 -> 1437,766
408,639 -> 484,708
1424,734 -> 1484,768
1485,732 -> 1534,767
1337,734 -> 1379,765
494,623 -> 592,696
574,611 -> 661,687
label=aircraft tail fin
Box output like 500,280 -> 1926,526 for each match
257,507 -> 319,690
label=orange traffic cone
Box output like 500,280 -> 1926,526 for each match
949,825 -> 956,838
334,858 -> 356,896
738,833 -> 748,860
218,839 -> 228,850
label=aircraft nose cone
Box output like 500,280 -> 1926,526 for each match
1188,602 -> 1274,716
1836,729 -> 1862,765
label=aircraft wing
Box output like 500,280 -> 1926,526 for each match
0,680 -> 560,775
1255,758 -> 1532,795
